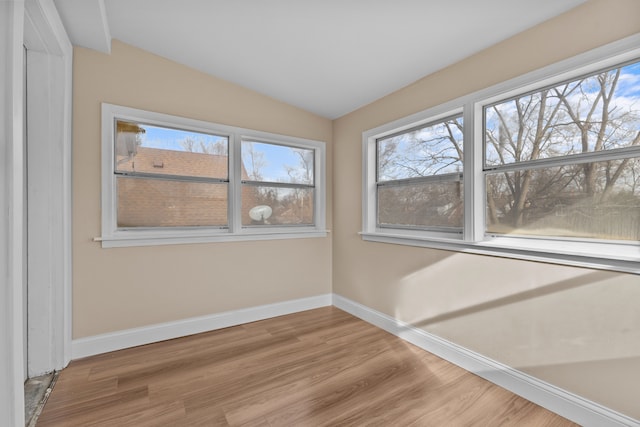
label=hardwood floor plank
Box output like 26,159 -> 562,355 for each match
90,400 -> 187,427
37,386 -> 149,426
37,307 -> 576,426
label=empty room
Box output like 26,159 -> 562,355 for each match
2,0 -> 640,426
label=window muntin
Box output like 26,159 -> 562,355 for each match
241,141 -> 315,227
375,115 -> 463,230
484,60 -> 640,241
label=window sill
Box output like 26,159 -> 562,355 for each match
360,231 -> 640,274
98,228 -> 329,248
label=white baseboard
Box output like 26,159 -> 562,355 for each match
71,294 -> 332,360
332,294 -> 639,427
71,292 -> 638,427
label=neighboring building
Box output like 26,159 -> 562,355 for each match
116,146 -> 257,227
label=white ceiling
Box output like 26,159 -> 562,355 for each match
54,0 -> 587,119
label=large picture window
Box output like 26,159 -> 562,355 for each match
362,37 -> 640,273
102,104 -> 326,247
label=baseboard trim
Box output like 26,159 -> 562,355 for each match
332,294 -> 639,427
71,292 -> 638,426
71,294 -> 332,360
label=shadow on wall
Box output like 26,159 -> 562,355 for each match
519,354 -> 640,418
387,252 -> 640,418
411,269 -> 611,327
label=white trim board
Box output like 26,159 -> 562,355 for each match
23,0 -> 74,377
71,294 -> 332,359
71,293 -> 638,426
1,2 -> 27,426
332,294 -> 639,427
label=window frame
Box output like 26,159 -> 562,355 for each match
362,34 -> 640,274
240,139 -> 317,228
101,103 -> 326,248
374,112 -> 464,234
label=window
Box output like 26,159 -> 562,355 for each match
101,104 -> 326,247
114,120 -> 229,228
362,36 -> 640,273
376,115 -> 463,232
241,141 -> 315,226
484,62 -> 640,241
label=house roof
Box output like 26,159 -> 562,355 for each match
117,146 -> 230,180
116,147 -> 259,227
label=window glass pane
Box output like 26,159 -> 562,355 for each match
378,180 -> 463,228
117,177 -> 227,227
115,120 -> 228,179
485,158 -> 640,240
485,61 -> 640,167
241,185 -> 314,225
377,116 -> 463,181
241,141 -> 314,185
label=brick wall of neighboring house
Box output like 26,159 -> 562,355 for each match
116,146 -> 256,227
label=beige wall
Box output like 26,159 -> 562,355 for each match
333,0 -> 640,419
73,40 -> 332,338
72,0 -> 640,420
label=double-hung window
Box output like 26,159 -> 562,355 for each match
484,64 -> 640,242
362,35 -> 640,273
376,115 -> 464,235
101,104 -> 326,247
241,141 -> 316,226
114,120 -> 230,229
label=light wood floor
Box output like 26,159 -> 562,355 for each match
37,307 -> 576,426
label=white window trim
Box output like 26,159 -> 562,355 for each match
362,33 -> 640,274
101,103 -> 327,248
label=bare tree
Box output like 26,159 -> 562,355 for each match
179,136 -> 227,156
284,149 -> 313,183
380,117 -> 463,180
376,117 -> 464,227
486,88 -> 567,226
242,142 -> 266,181
179,136 -> 196,152
485,63 -> 640,238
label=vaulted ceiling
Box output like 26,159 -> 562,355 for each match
53,0 -> 587,119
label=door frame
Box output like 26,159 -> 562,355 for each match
0,1 -> 72,425
1,1 -> 27,425
23,0 -> 73,378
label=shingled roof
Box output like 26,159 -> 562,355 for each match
116,146 -> 233,179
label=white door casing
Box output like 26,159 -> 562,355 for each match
1,2 -> 27,425
23,0 -> 73,378
0,1 -> 72,426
